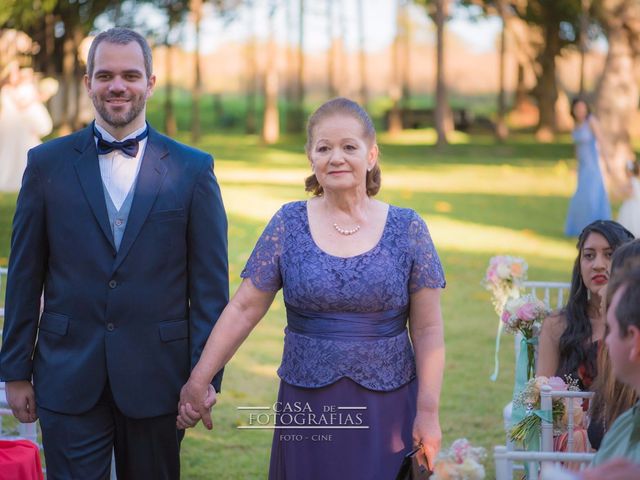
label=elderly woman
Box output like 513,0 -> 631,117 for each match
178,97 -> 446,479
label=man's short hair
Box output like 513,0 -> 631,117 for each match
608,259 -> 640,336
86,28 -> 153,79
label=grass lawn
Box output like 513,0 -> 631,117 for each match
0,105 -> 609,478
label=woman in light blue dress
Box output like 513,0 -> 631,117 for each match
565,98 -> 611,236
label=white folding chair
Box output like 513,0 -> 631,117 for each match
496,386 -> 595,479
494,446 -> 594,480
540,385 -> 594,453
522,281 -> 571,311
503,281 -> 571,435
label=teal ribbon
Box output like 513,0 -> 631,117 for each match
525,409 -> 552,451
514,335 -> 538,396
510,335 -> 539,431
523,408 -> 552,477
488,288 -> 521,381
489,318 -> 503,381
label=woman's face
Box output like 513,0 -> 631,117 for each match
580,232 -> 613,298
307,114 -> 378,194
572,101 -> 588,123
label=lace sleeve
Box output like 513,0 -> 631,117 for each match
240,208 -> 284,292
408,211 -> 446,293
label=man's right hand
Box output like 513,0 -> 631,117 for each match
5,380 -> 38,423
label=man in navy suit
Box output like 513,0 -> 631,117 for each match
0,28 -> 228,479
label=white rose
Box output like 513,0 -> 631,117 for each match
496,263 -> 511,279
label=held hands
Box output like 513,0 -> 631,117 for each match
177,379 -> 217,430
412,409 -> 441,471
5,380 -> 38,423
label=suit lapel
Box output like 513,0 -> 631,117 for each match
73,126 -> 117,253
113,128 -> 168,272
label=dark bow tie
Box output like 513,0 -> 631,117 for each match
94,125 -> 149,157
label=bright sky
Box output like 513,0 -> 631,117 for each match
96,1 -> 502,55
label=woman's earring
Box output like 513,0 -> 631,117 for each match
587,289 -> 592,301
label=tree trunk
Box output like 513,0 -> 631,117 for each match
595,0 -> 640,197
495,0 -> 508,141
434,0 -> 449,148
327,0 -> 338,98
72,26 -> 84,130
533,21 -> 560,142
402,1 -> 411,105
578,0 -> 591,95
246,1 -> 258,134
286,0 -> 304,132
296,0 -> 305,126
58,33 -> 75,136
357,0 -> 368,107
262,8 -> 279,145
387,0 -> 403,135
44,13 -> 56,76
164,44 -> 177,136
191,0 -> 203,143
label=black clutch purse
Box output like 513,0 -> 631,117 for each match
395,445 -> 433,480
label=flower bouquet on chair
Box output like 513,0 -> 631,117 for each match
501,294 -> 550,382
482,256 -> 528,316
483,255 -> 528,381
509,376 -> 582,446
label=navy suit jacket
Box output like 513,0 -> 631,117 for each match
0,124 -> 229,419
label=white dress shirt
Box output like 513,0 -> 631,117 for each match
95,123 -> 148,210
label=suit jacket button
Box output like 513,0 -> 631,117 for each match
108,280 -> 117,289
106,323 -> 115,331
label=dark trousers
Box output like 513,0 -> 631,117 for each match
37,382 -> 185,480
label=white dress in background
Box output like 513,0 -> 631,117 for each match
0,82 -> 53,192
618,177 -> 640,238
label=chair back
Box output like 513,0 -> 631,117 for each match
494,445 -> 594,480
540,384 -> 594,453
523,281 -> 571,310
513,281 -> 571,359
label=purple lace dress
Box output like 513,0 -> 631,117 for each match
241,201 -> 445,480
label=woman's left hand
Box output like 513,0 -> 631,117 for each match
412,409 -> 441,470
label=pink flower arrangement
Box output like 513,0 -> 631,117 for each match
501,294 -> 550,380
501,294 -> 550,337
433,438 -> 486,480
510,376 -> 582,443
482,256 -> 528,315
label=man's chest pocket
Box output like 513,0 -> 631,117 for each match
148,208 -> 187,252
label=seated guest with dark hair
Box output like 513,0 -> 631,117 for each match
588,239 -> 640,450
544,260 -> 640,479
537,220 -> 633,452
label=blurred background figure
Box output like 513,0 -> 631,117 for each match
0,61 -> 55,192
564,98 -> 611,237
617,158 -> 640,238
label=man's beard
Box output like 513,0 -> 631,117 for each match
92,93 -> 146,128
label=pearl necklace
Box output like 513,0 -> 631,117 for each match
333,222 -> 361,235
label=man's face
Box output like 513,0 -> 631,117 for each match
606,285 -> 634,383
85,41 -> 155,130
